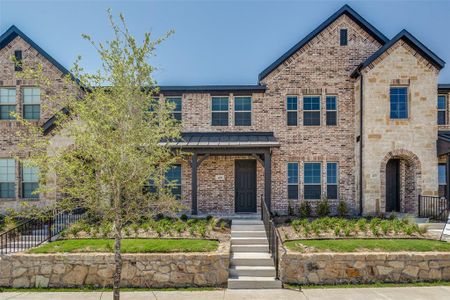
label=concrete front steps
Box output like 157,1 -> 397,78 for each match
228,219 -> 281,289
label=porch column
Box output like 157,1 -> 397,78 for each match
264,150 -> 272,212
191,152 -> 198,215
447,154 -> 450,200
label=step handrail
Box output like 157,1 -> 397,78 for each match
260,196 -> 281,279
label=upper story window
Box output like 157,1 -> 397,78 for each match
166,97 -> 182,122
0,159 -> 15,198
303,96 -> 320,126
287,96 -> 298,126
326,96 -> 337,126
22,165 -> 39,199
438,95 -> 447,125
211,96 -> 229,126
326,162 -> 338,199
14,50 -> 23,72
23,87 -> 40,120
165,164 -> 182,199
390,87 -> 408,119
340,29 -> 348,46
234,96 -> 251,126
287,162 -> 299,200
304,162 -> 321,200
0,88 -> 16,120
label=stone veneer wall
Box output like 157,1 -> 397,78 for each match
0,241 -> 229,288
281,250 -> 450,284
361,40 -> 440,214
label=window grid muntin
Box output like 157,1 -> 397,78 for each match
327,162 -> 338,199
166,97 -> 182,121
22,165 -> 39,199
304,162 -> 321,200
303,96 -> 321,126
0,88 -> 16,120
326,96 -> 337,126
0,159 -> 15,198
212,97 -> 229,126
287,162 -> 299,200
234,96 -> 251,126
438,95 -> 446,125
165,164 -> 182,199
23,87 -> 41,120
390,87 -> 408,119
287,96 -> 298,126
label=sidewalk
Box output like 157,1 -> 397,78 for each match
1,286 -> 450,300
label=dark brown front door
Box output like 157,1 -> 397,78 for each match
235,160 -> 257,213
386,159 -> 400,212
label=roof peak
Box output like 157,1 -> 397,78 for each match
258,4 -> 389,82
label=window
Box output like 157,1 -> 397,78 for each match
22,165 -> 39,199
23,87 -> 40,120
303,96 -> 320,126
438,95 -> 446,125
390,87 -> 408,119
439,164 -> 446,185
211,97 -> 229,126
327,162 -> 338,199
287,163 -> 299,200
0,88 -> 16,120
326,96 -> 337,126
166,97 -> 182,121
340,29 -> 348,46
304,162 -> 321,199
234,96 -> 251,126
14,50 -> 22,72
287,96 -> 298,126
165,164 -> 181,199
0,159 -> 15,198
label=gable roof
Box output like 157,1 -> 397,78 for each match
258,4 -> 389,82
351,29 -> 445,77
0,25 -> 72,76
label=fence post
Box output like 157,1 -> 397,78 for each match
47,217 -> 52,242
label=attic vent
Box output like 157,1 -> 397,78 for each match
340,29 -> 348,46
14,50 -> 22,71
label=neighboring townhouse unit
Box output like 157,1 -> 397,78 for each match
0,5 -> 449,216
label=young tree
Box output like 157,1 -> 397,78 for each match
13,11 -> 181,300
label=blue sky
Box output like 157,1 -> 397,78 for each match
1,0 -> 449,85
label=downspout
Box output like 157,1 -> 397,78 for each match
358,70 -> 364,216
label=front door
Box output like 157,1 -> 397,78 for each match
386,159 -> 401,212
235,160 -> 257,213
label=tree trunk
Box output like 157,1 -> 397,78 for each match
113,209 -> 122,300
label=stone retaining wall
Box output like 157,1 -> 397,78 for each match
0,241 -> 229,288
281,250 -> 450,284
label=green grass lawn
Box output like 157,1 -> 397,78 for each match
285,239 -> 450,253
28,238 -> 218,254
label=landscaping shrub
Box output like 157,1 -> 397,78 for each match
299,201 -> 311,218
284,216 -> 428,239
316,197 -> 330,217
337,200 -> 349,217
288,201 -> 295,216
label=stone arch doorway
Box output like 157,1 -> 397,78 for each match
380,150 -> 422,214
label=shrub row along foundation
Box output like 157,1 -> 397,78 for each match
0,242 -> 229,288
281,250 -> 450,284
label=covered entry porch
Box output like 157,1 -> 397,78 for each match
165,132 -> 279,215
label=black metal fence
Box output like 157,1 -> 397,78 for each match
418,195 -> 449,221
260,196 -> 281,279
0,208 -> 85,255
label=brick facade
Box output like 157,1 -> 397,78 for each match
0,6 -> 447,216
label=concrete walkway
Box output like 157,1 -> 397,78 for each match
1,286 -> 450,300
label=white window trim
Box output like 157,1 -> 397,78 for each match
438,94 -> 447,125
211,96 -> 229,126
287,162 -> 299,200
326,162 -> 339,199
234,96 -> 252,126
303,95 -> 321,126
286,95 -> 298,126
326,95 -> 338,126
